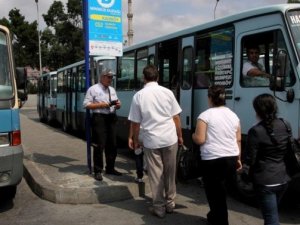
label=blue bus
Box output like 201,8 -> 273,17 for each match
114,4 -> 300,200
0,25 -> 27,200
37,4 -> 300,201
37,71 -> 57,123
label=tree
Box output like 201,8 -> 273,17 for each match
0,9 -> 39,67
42,0 -> 84,69
0,1 -> 84,70
288,0 -> 300,3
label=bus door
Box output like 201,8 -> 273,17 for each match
64,69 -> 73,131
40,76 -> 47,120
157,39 -> 179,97
70,68 -> 76,130
74,64 -> 85,131
180,36 -> 194,133
72,67 -> 78,130
233,17 -> 299,137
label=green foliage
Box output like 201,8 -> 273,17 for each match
0,8 -> 39,68
0,0 -> 84,71
27,81 -> 38,94
288,0 -> 300,3
42,0 -> 84,70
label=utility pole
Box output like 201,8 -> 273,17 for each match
127,0 -> 133,46
35,0 -> 42,75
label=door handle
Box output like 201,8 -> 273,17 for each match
186,116 -> 190,126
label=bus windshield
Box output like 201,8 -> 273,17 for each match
0,30 -> 13,99
287,10 -> 300,61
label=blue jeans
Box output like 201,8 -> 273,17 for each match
255,183 -> 288,225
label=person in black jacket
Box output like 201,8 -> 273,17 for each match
245,93 -> 291,225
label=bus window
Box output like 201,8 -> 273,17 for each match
148,54 -> 155,65
137,48 -> 148,89
162,59 -> 170,88
117,51 -> 134,90
287,10 -> 300,59
241,30 -> 295,87
181,47 -> 193,90
78,65 -> 85,92
50,74 -> 57,98
57,71 -> 64,93
195,27 -> 234,88
0,31 -> 13,99
71,67 -> 77,92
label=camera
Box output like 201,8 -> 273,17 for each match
110,100 -> 118,106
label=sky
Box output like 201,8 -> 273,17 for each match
0,0 -> 288,45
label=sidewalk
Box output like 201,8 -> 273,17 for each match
20,110 -> 150,204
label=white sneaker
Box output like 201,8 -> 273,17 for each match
135,177 -> 143,183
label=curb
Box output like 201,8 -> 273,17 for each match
23,157 -> 150,204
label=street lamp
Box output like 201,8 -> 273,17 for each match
35,0 -> 42,76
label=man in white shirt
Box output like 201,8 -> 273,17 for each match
83,69 -> 122,181
242,45 -> 270,86
128,65 -> 183,218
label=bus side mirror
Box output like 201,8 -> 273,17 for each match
16,67 -> 28,102
270,50 -> 287,92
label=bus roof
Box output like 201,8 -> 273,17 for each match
57,56 -> 116,72
124,4 -> 300,51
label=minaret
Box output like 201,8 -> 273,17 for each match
127,0 -> 133,46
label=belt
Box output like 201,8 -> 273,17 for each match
93,113 -> 115,117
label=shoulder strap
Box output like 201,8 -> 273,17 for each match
279,118 -> 292,137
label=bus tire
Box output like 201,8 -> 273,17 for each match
62,116 -> 69,132
0,185 -> 17,200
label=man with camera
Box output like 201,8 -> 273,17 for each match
83,69 -> 122,181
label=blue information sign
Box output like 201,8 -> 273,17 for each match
88,0 -> 123,56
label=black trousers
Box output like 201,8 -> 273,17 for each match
202,156 -> 238,225
92,113 -> 117,173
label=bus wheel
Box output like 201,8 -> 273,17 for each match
0,185 -> 17,200
62,117 -> 69,132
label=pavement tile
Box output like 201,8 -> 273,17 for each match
20,113 -> 150,204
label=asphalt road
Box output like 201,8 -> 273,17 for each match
1,175 -> 300,225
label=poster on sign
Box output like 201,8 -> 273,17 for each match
88,0 -> 123,56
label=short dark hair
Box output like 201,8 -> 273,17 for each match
208,85 -> 226,106
246,44 -> 260,53
143,64 -> 159,82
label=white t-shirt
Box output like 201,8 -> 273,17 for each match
198,106 -> 240,160
128,82 -> 182,149
242,60 -> 265,76
242,60 -> 269,86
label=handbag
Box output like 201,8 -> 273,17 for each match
280,119 -> 300,177
176,145 -> 201,182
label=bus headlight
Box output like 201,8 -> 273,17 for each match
0,171 -> 10,182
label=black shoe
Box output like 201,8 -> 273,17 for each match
106,169 -> 122,176
94,172 -> 103,181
